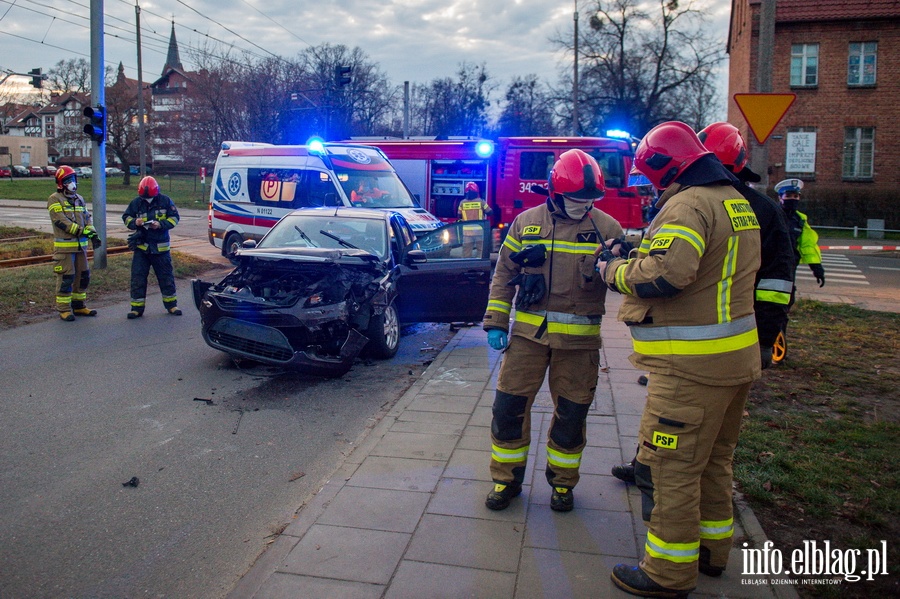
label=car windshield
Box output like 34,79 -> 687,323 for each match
334,169 -> 417,209
259,214 -> 389,260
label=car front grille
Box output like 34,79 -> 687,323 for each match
207,318 -> 293,362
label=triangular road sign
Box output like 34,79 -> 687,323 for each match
733,93 -> 796,144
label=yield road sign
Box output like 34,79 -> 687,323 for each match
733,93 -> 796,144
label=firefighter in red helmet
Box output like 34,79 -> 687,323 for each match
47,166 -> 100,320
122,176 -> 182,318
482,149 -> 625,513
600,122 -> 761,597
457,181 -> 492,257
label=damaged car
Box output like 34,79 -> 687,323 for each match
192,207 -> 492,376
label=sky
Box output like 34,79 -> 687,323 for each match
1,0 -> 731,120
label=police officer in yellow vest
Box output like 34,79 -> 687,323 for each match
47,166 -> 100,321
599,122 -> 761,598
482,149 -> 624,513
457,181 -> 492,257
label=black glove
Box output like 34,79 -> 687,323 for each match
90,237 -> 102,249
127,230 -> 145,251
760,345 -> 773,370
509,244 -> 546,267
507,273 -> 546,310
610,237 -> 634,257
809,263 -> 825,287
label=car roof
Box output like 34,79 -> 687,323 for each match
285,207 -> 398,222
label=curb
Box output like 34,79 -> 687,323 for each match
733,490 -> 800,599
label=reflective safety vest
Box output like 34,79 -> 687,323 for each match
458,200 -> 487,235
47,192 -> 91,253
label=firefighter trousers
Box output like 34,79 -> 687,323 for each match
53,251 -> 90,313
130,250 -> 177,312
489,335 -> 600,489
633,373 -> 751,591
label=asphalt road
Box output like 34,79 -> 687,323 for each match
0,200 -> 460,597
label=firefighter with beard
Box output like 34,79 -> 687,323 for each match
599,122 -> 761,598
47,166 -> 100,321
122,176 -> 182,318
482,149 -> 625,513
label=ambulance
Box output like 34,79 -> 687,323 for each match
207,141 -> 443,260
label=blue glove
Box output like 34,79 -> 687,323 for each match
487,329 -> 508,350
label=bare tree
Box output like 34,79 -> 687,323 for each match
494,75 -> 558,137
409,63 -> 493,137
47,59 -> 94,94
106,65 -> 154,186
552,0 -> 726,136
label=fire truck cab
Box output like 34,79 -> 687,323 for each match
351,136 -> 650,241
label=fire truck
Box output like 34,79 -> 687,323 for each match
349,136 -> 651,240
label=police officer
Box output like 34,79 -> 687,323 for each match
610,122 -> 796,485
600,122 -> 761,597
774,178 -> 824,363
47,166 -> 99,321
483,149 -> 624,513
457,181 -> 492,257
122,176 -> 182,318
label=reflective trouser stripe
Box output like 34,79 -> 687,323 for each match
700,518 -> 734,540
546,446 -> 581,469
645,531 -> 700,564
72,292 -> 86,301
756,289 -> 791,305
491,444 -> 529,463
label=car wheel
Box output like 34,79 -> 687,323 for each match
365,302 -> 400,359
224,233 -> 243,265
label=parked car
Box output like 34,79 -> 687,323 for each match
11,165 -> 29,177
0,166 -> 11,178
45,165 -> 58,177
129,165 -> 152,175
28,166 -> 46,176
105,167 -> 124,176
191,207 -> 491,377
73,167 -> 92,178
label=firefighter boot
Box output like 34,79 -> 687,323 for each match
72,301 -> 97,317
611,564 -> 692,599
127,309 -> 144,319
485,482 -> 522,511
550,486 -> 574,512
167,307 -> 183,316
612,460 -> 637,484
59,311 -> 75,322
699,546 -> 724,577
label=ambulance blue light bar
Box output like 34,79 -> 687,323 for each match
475,140 -> 494,158
307,137 -> 326,154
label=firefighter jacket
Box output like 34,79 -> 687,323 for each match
483,202 -> 624,350
734,180 -> 795,348
47,191 -> 92,253
123,194 -> 180,253
784,209 -> 821,268
603,157 -> 762,386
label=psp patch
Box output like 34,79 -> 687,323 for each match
724,199 -> 760,232
652,431 -> 678,449
648,235 -> 674,253
523,225 -> 541,236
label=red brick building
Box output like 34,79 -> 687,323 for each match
727,0 -> 899,226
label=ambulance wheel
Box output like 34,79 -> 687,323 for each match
224,233 -> 243,265
365,302 -> 400,359
772,330 -> 787,365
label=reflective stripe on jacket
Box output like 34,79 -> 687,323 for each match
47,192 -> 91,253
483,203 -> 624,350
122,194 -> 180,253
605,182 -> 762,385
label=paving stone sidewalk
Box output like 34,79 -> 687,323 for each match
228,294 -> 797,599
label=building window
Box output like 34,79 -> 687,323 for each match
842,127 -> 874,180
848,42 -> 877,86
790,43 -> 818,87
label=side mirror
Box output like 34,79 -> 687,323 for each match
404,249 -> 427,265
241,239 -> 257,249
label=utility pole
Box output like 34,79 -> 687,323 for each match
89,0 -> 108,268
135,0 -> 147,178
572,1 -> 579,137
752,0 -> 776,191
403,81 -> 410,138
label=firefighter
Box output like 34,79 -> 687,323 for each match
47,166 -> 99,321
122,176 -> 182,318
457,181 -> 492,257
599,122 -> 761,597
482,149 -> 624,513
774,178 -> 824,363
611,122 -> 796,485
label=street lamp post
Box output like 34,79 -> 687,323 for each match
573,1 -> 579,136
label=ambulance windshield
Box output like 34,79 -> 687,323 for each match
335,168 -> 418,209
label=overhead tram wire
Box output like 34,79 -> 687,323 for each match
236,0 -> 311,47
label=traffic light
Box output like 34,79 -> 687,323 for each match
83,105 -> 106,144
28,68 -> 43,89
334,65 -> 351,88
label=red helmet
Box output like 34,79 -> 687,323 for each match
548,149 -> 605,200
698,122 -> 748,173
464,181 -> 479,194
55,165 -> 76,190
633,121 -> 712,189
138,176 -> 160,198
